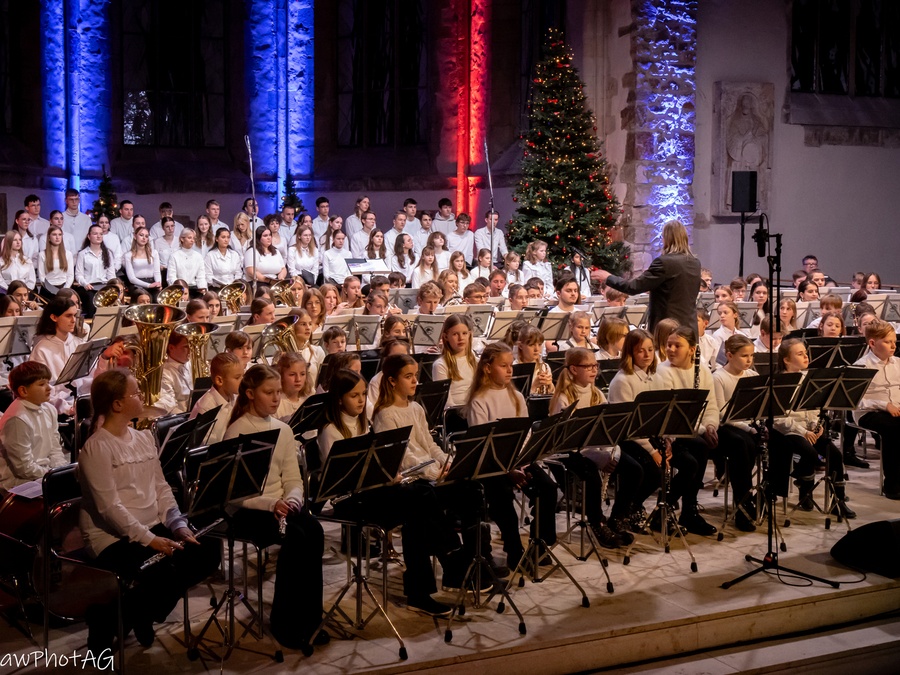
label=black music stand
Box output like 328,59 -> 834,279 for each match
388,288 -> 418,312
506,405 -> 597,605
407,314 -> 444,350
783,367 -> 876,531
412,351 -> 441,384
717,373 -> 801,541
286,393 -> 328,440
805,337 -> 867,369
537,310 -> 570,347
184,431 -> 281,663
413,379 -> 451,431
439,417 -> 531,643
594,358 -> 621,390
463,304 -> 495,338
752,352 -> 774,377
622,390 -> 707,572
511,362 -> 534,398
557,402 -> 633,569
55,339 -> 111,394
310,427 -> 411,660
158,405 -> 222,477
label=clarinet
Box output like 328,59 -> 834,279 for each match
694,339 -> 701,390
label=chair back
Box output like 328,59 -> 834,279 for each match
152,412 -> 190,450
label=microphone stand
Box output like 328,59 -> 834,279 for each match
245,135 -> 258,299
484,140 -> 496,267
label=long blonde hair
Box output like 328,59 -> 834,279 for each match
463,342 -> 522,418
549,348 -> 605,413
43,225 -> 69,273
440,314 -> 477,381
661,219 -> 694,256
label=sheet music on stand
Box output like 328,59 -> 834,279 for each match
512,404 -> 576,468
54,338 -> 111,388
592,304 -> 627,325
159,405 -> 222,476
881,293 -> 900,323
805,337 -> 867,369
89,306 -> 123,340
0,315 -> 40,359
734,302 -> 760,331
243,323 -> 267,361
286,393 -> 328,439
720,373 -> 802,425
627,389 -> 708,441
792,367 -> 877,414
314,427 -> 411,502
351,314 -> 382,348
488,309 -> 540,341
511,362 -> 534,398
206,323 -> 232,355
696,292 -> 717,312
406,314 -> 445,349
320,314 -> 354,345
389,289 -> 419,313
440,418 -> 531,486
623,304 -> 648,328
864,294 -> 888,321
595,358 -> 621,390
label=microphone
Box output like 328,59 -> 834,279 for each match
570,246 -> 591,265
752,215 -> 766,258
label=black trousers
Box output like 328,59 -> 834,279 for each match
669,436 -> 710,507
858,411 -> 900,493
90,524 -> 221,644
769,430 -> 845,496
230,508 -> 324,643
482,464 -> 557,563
332,481 -> 461,598
544,451 -> 644,525
619,441 -> 664,511
73,285 -> 98,319
717,424 -> 759,502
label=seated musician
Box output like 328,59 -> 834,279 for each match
0,362 -> 68,488
78,369 -> 220,652
189,352 -> 242,445
158,332 -> 192,414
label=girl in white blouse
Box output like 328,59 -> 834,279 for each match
427,231 -> 451,271
168,228 -> 207,295
37,225 -> 75,295
244,225 -> 287,284
522,240 -> 554,294
230,212 -> 253,256
364,229 -> 388,271
11,210 -> 39,267
344,195 -> 369,239
390,233 -> 416,276
153,217 -> 178,285
78,369 -> 220,652
204,227 -> 243,289
75,224 -> 116,313
321,230 -> 352,285
194,215 -> 215,256
287,225 -> 319,284
410,246 -> 439,288
266,215 -> 289,261
224,364 -> 326,650
123,226 -> 162,297
30,297 -> 84,414
0,231 -> 36,291
97,214 -> 123,272
290,309 -> 326,387
432,314 -> 477,408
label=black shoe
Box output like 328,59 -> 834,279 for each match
608,516 -> 635,546
591,522 -> 625,548
884,491 -> 900,501
648,509 -> 682,536
628,507 -> 651,534
408,595 -> 453,617
734,509 -> 757,532
794,479 -> 815,511
133,621 -> 155,648
844,453 -> 870,469
312,630 -> 331,646
830,501 -> 857,519
678,506 -> 718,537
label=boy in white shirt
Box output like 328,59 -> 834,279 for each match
350,210 -> 377,258
311,196 -> 330,241
383,211 -> 408,252
190,352 -> 243,445
402,198 -> 421,238
149,201 -> 184,240
446,213 -> 474,265
0,362 -> 68,488
473,209 -> 508,264
432,197 -> 456,234
159,333 -> 193,414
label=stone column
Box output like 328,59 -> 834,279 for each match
621,0 -> 697,272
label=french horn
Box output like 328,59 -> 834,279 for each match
261,314 -> 300,356
270,279 -> 298,307
93,285 -> 120,308
157,284 -> 185,307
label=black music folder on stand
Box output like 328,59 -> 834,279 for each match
622,389 -> 707,572
536,310 -> 570,346
805,337 -> 867,369
55,338 -> 111,391
287,393 -> 328,440
158,405 -> 222,477
438,417 -> 531,643
310,426 -> 411,660
511,362 -> 534,398
413,379 -> 451,431
407,314 -> 445,350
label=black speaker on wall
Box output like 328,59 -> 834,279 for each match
831,519 -> 900,578
731,171 -> 758,213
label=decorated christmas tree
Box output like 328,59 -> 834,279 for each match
508,29 -> 630,277
91,167 -> 120,223
281,178 -> 307,214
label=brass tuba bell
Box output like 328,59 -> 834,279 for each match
219,281 -> 247,315
261,314 -> 300,357
93,285 -> 121,308
174,322 -> 220,383
123,304 -> 187,407
270,279 -> 298,307
157,284 -> 185,307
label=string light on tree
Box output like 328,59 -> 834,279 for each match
508,29 -> 629,276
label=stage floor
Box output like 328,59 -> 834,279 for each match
4,448 -> 900,675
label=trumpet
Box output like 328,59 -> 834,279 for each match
175,322 -> 220,382
270,279 -> 298,307
219,281 -> 247,315
158,284 -> 185,307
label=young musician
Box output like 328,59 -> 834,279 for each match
433,314 -> 478,408
225,330 -> 253,370
290,308 -> 326,385
322,326 -> 347,355
287,225 -> 320,284
522,240 -> 554,293
78,369 -> 220,651
224,365 -> 327,649
189,352 -> 243,445
0,362 -> 67,488
276,353 -> 313,421
38,225 -> 75,296
168,228 -> 207,297
596,316 -> 628,359
559,310 -> 597,352
158,332 -> 192,414
411,246 -> 439,288
515,325 -> 554,396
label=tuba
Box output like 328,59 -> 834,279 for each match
219,281 -> 247,315
270,279 -> 298,307
93,285 -> 120,308
123,304 -> 186,407
158,284 -> 185,307
261,315 -> 300,356
174,322 -> 220,383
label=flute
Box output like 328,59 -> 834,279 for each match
139,518 -> 223,571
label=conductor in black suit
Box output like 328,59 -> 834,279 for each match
592,220 -> 700,332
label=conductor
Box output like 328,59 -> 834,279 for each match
592,219 -> 700,332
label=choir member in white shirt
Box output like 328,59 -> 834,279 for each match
568,252 -> 593,299
427,231 -> 451,271
521,240 -> 554,292
123,226 -> 162,296
167,228 -> 207,296
108,200 -> 134,242
389,233 -> 417,277
230,212 -> 253,256
401,198 -> 422,238
286,224 -> 320,284
241,198 -> 265,231
74,225 -> 117,314
244,225 -> 287,285
505,251 -> 525,286
194,215 -> 216,257
11,210 -> 40,267
77,369 -> 220,652
24,195 -> 50,239
116,213 -> 146,252
0,231 -> 36,291
62,189 -> 93,250
149,201 -> 185,240
318,215 -> 345,252
189,352 -> 242,445
446,214 -> 475,265
38,210 -> 76,254
204,199 -> 226,234
321,230 -> 352,285
153,217 -> 179,285
344,195 -> 369,240
30,297 -> 84,413
37,225 -> 75,296
97,214 -> 123,271
432,198 -> 456,235
0,361 -> 68,488
278,205 -> 297,244
311,196 -> 331,241
264,215 -> 289,261
383,211 -> 408,252
473,209 -> 508,265
205,228 -> 244,290
350,210 -> 377,258
411,211 -> 436,255
410,246 -> 439,288
361,229 -> 388,284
